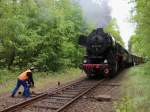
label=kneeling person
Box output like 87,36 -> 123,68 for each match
11,67 -> 35,97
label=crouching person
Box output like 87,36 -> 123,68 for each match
11,67 -> 35,97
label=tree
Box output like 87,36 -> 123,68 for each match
0,0 -> 91,71
129,0 -> 150,57
104,19 -> 125,46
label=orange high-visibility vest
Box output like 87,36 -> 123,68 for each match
18,69 -> 32,80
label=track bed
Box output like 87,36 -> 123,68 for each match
0,70 -> 125,112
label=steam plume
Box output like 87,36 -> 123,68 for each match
75,0 -> 112,28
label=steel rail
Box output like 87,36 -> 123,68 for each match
0,93 -> 48,112
56,79 -> 105,112
0,77 -> 85,112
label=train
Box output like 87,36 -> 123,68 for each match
79,28 -> 144,78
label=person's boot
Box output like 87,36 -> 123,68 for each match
11,94 -> 14,97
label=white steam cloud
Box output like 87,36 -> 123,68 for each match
75,0 -> 112,28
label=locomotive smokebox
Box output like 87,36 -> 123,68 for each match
78,35 -> 87,47
78,28 -> 117,78
79,28 -> 114,57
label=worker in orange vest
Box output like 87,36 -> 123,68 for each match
11,67 -> 35,97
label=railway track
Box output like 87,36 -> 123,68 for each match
0,78 -> 105,112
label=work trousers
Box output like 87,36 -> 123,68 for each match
12,79 -> 30,97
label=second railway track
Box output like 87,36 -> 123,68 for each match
1,78 -> 106,112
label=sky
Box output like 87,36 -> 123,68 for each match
108,0 -> 135,48
93,0 -> 135,48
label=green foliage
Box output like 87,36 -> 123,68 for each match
0,0 -> 122,72
104,19 -> 125,46
115,62 -> 150,112
0,0 -> 91,71
129,0 -> 150,57
114,96 -> 133,112
0,68 -> 81,94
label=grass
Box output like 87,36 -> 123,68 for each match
114,61 -> 150,112
0,68 -> 83,94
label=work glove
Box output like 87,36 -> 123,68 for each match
29,84 -> 34,88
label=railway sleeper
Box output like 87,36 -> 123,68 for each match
64,89 -> 82,93
33,102 -> 64,110
72,87 -> 90,90
57,91 -> 80,95
61,91 -> 79,95
44,99 -> 69,103
53,94 -> 75,98
33,104 -> 60,110
22,107 -> 56,112
41,99 -> 67,105
72,84 -> 95,87
47,96 -> 72,100
104,83 -> 121,86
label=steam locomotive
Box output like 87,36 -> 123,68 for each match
79,28 -> 143,78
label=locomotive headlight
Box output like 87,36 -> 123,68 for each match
104,59 -> 108,63
83,59 -> 87,63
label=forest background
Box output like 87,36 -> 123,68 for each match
0,0 -> 124,71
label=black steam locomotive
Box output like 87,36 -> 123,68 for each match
79,28 -> 143,78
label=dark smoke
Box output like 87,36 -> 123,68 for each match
75,0 -> 112,28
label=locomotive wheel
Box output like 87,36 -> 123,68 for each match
107,51 -> 119,78
110,61 -> 118,78
87,74 -> 103,79
87,74 -> 95,79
